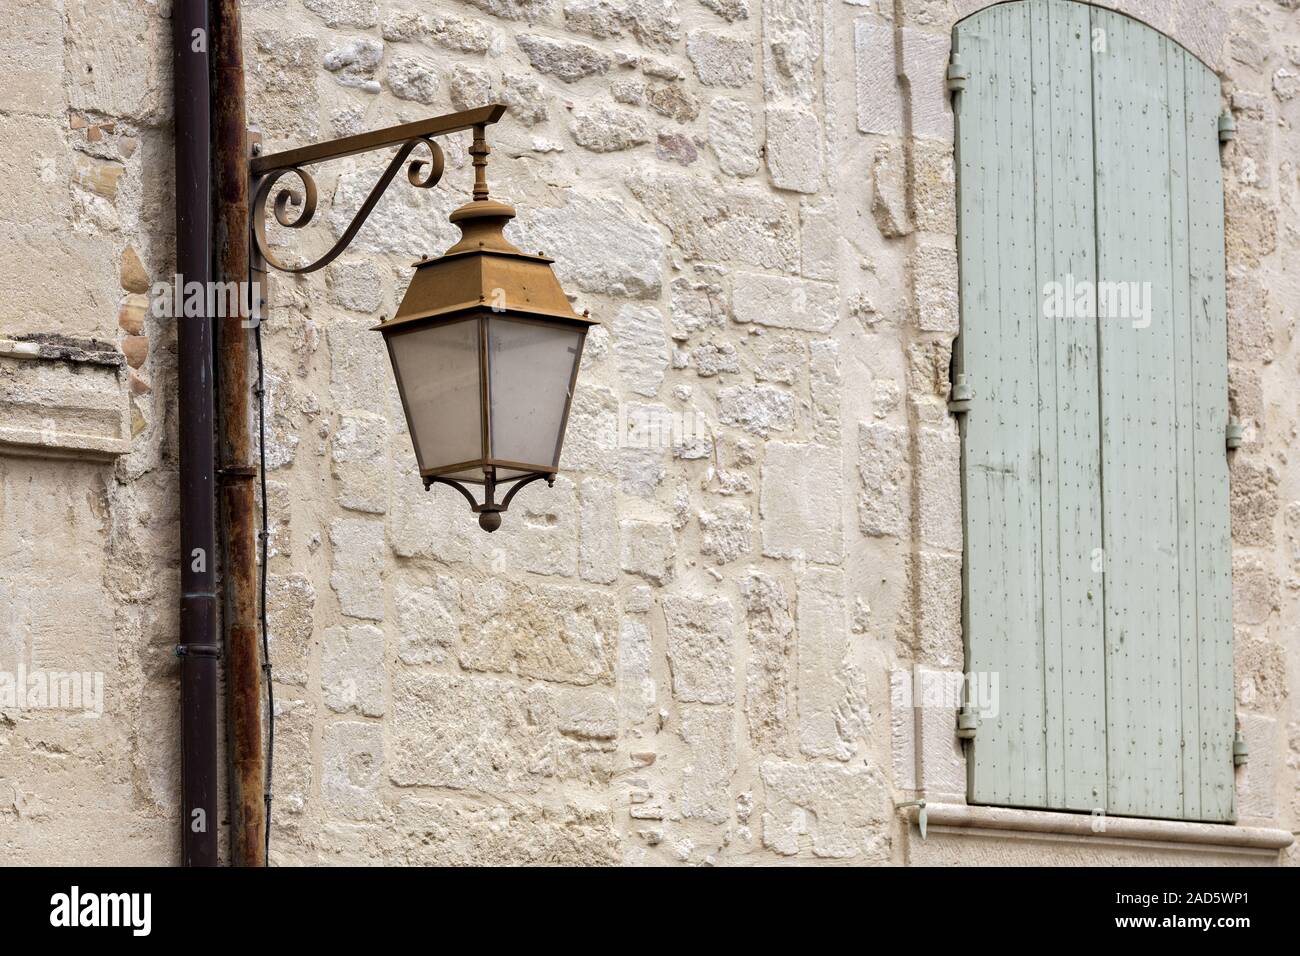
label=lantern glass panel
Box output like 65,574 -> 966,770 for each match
386,317 -> 483,479
487,317 -> 584,476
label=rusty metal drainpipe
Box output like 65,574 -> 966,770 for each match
212,0 -> 266,867
174,0 -> 219,867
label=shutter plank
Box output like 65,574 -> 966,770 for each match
1030,0 -> 1107,812
1092,8 -> 1185,819
1164,40 -> 1203,820
956,0 -> 1048,809
1183,56 -> 1235,822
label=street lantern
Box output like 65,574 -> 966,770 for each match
250,106 -> 595,531
375,189 -> 595,531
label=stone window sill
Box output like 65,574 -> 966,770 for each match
904,802 -> 1294,866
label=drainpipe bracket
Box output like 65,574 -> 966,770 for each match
175,643 -> 223,658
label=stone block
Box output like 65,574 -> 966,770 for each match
500,73 -> 549,125
800,200 -> 839,282
559,384 -> 620,477
1232,556 -> 1278,626
1226,269 -> 1273,362
1234,629 -> 1288,712
0,3 -> 65,117
322,721 -> 384,820
1230,456 -> 1278,546
331,411 -> 391,514
613,305 -> 669,397
1236,712 -> 1277,819
619,618 -> 656,725
628,172 -> 798,272
570,102 -> 652,152
493,475 -> 579,578
388,459 -> 477,564
458,577 -> 617,686
323,37 -> 384,92
248,29 -> 322,144
516,34 -> 612,82
911,245 -> 959,333
579,478 -> 619,584
268,572 -> 316,686
765,108 -> 822,194
449,64 -> 493,111
515,194 -> 663,298
760,759 -> 890,859
670,276 -> 728,339
329,518 -> 386,621
621,518 -> 677,585
327,259 -> 385,313
717,384 -> 796,437
731,272 -> 838,332
686,30 -> 755,87
323,623 -> 386,717
900,27 -> 953,142
700,503 -> 754,564
917,422 -> 961,551
761,442 -> 843,564
707,97 -> 760,176
912,140 -> 957,235
303,0 -> 379,28
680,706 -> 736,823
741,571 -> 795,754
387,54 -> 440,104
890,669 -> 918,791
394,574 -> 459,666
562,0 -> 682,51
809,338 -> 840,442
855,17 -> 903,135
394,797 -> 620,865
663,593 -> 736,704
796,567 -> 868,760
917,551 -> 962,667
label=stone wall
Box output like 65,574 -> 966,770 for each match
0,0 -> 1296,865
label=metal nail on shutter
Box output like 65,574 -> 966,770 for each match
953,0 -> 1234,822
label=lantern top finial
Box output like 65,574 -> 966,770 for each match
445,198 -> 522,257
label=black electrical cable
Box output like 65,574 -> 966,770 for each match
254,315 -> 274,866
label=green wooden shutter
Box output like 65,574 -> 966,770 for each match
953,0 -> 1234,822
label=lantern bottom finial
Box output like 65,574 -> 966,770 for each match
478,511 -> 502,533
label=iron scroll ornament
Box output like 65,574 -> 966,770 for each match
250,135 -> 445,275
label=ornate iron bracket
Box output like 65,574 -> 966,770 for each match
424,470 -> 556,533
249,104 -> 506,275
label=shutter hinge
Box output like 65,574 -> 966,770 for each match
948,373 -> 974,414
1233,730 -> 1249,767
1226,415 -> 1245,450
896,799 -> 928,840
956,702 -> 979,739
946,54 -> 969,95
1218,110 -> 1236,143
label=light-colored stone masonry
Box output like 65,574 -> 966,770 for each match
0,0 -> 1296,864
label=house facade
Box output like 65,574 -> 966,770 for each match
1,0 -> 1297,865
